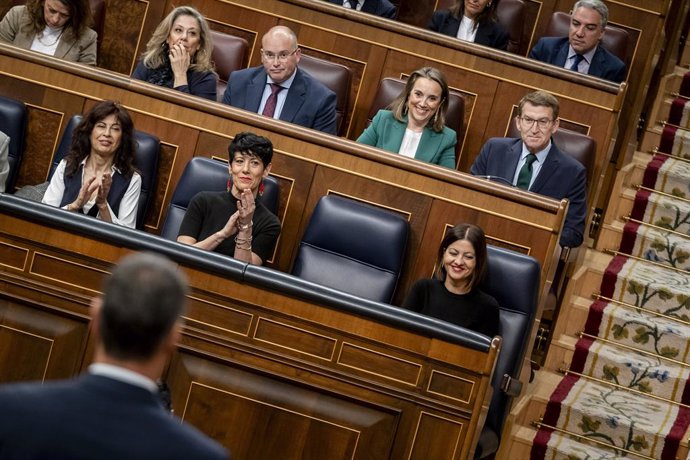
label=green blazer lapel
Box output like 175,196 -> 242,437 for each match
385,115 -> 407,153
415,128 -> 443,164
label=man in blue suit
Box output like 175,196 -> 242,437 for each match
471,91 -> 587,248
222,26 -> 337,135
528,0 -> 626,83
0,252 -> 229,460
325,0 -> 396,19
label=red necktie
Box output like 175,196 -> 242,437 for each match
262,83 -> 283,118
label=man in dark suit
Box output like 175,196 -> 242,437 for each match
471,91 -> 587,248
325,0 -> 396,19
222,26 -> 337,135
528,0 -> 626,83
0,252 -> 229,460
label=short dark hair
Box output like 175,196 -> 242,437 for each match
435,223 -> 489,291
65,100 -> 137,178
517,90 -> 560,120
99,252 -> 188,361
228,132 -> 274,166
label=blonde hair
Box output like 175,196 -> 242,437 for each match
389,67 -> 449,133
141,6 -> 214,73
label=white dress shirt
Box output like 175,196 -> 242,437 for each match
511,141 -> 552,189
257,70 -> 298,119
42,158 -> 142,228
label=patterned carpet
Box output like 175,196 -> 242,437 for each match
530,113 -> 690,459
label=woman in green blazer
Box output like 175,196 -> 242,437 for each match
357,67 -> 457,169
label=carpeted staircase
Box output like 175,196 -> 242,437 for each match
501,67 -> 690,460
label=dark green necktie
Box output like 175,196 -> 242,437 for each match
516,154 -> 537,190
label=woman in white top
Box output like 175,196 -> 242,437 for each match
43,100 -> 142,228
0,0 -> 97,65
428,0 -> 509,51
356,67 -> 457,168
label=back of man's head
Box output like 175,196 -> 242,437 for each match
99,252 -> 188,361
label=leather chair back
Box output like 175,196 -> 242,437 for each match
507,122 -> 596,186
12,0 -> 106,56
474,245 -> 540,458
48,115 -> 160,230
160,156 -> 280,241
496,0 -> 525,54
292,195 -> 408,303
298,54 -> 353,136
0,95 -> 27,193
543,11 -> 631,70
211,30 -> 249,101
366,77 -> 465,164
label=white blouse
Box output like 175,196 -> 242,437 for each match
42,159 -> 142,228
456,16 -> 478,42
398,128 -> 423,159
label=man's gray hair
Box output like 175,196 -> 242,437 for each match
573,0 -> 608,27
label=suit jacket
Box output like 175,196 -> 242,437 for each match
357,110 -> 457,168
326,0 -> 397,18
0,373 -> 229,459
0,5 -> 97,65
528,36 -> 626,83
222,66 -> 337,135
0,131 -> 8,193
428,10 -> 509,50
470,137 -> 587,247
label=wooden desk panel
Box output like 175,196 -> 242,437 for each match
0,199 -> 501,459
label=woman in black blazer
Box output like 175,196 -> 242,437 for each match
428,0 -> 508,51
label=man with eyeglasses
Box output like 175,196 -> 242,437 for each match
528,0 -> 626,83
221,25 -> 337,135
470,90 -> 587,248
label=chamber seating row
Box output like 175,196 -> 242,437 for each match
0,191 -> 540,458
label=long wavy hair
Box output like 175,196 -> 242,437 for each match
64,100 -> 137,179
434,223 -> 489,291
449,0 -> 500,27
24,0 -> 92,40
140,6 -> 214,73
389,67 -> 449,133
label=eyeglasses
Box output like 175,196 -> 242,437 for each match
261,48 -> 299,62
518,116 -> 555,129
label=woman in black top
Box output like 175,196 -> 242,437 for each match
428,0 -> 509,51
177,132 -> 281,266
402,223 -> 499,337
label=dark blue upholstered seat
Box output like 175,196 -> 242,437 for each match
474,245 -> 540,458
48,115 -> 160,230
0,95 -> 27,193
160,156 -> 280,241
291,195 -> 409,303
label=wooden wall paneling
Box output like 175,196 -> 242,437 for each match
168,351 -> 401,460
99,0 -> 153,74
0,297 -> 90,383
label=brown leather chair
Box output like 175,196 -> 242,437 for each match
542,11 -> 631,71
211,30 -> 249,101
506,121 -> 596,185
298,54 -> 353,136
366,77 -> 465,164
433,0 -> 526,54
496,0 -> 525,54
12,0 -> 106,55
